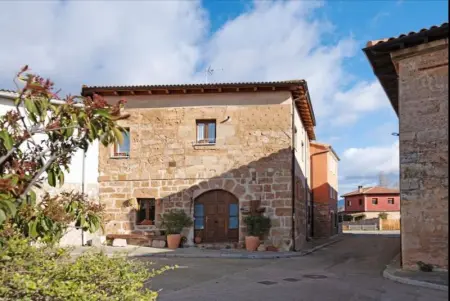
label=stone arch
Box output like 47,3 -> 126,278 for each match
193,189 -> 239,243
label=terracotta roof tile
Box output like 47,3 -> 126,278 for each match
341,186 -> 399,197
366,22 -> 448,47
81,79 -> 306,90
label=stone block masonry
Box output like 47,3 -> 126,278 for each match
97,92 -> 307,248
394,39 -> 448,270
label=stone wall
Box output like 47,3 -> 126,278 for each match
393,39 -> 448,270
98,92 -> 302,247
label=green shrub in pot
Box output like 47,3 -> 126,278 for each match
160,209 -> 193,249
243,215 -> 271,251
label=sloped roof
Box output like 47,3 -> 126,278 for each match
82,80 -> 317,140
341,186 -> 399,197
363,22 -> 448,115
310,141 -> 340,161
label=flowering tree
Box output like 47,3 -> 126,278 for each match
0,66 -> 128,241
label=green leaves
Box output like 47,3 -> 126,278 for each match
0,197 -> 17,225
112,127 -> 124,145
0,130 -> 14,150
47,169 -> 56,187
0,236 -> 170,300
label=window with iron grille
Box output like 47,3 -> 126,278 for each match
388,198 -> 395,204
136,198 -> 156,225
113,128 -> 130,158
196,120 -> 216,144
372,198 -> 378,205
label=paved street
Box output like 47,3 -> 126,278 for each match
142,233 -> 447,301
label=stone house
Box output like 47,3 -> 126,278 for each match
364,22 -> 448,270
81,80 -> 316,250
310,142 -> 340,238
342,186 -> 400,220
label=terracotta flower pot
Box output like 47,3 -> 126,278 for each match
167,234 -> 181,249
194,236 -> 202,244
245,236 -> 260,252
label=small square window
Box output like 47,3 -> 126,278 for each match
372,198 -> 378,205
347,200 -> 351,206
388,198 -> 395,204
196,120 -> 216,144
136,198 -> 156,225
113,128 -> 130,158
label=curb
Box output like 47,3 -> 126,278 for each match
299,234 -> 343,256
383,256 -> 448,292
70,235 -> 343,260
131,235 -> 343,259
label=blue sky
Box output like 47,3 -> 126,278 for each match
0,0 -> 447,194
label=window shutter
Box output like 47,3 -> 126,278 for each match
197,123 -> 204,141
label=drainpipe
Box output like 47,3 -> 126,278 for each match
81,149 -> 86,246
291,100 -> 296,252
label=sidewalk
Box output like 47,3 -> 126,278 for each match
70,234 -> 342,260
383,254 -> 448,291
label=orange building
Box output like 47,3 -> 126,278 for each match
310,142 -> 340,238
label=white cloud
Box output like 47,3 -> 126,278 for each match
0,0 -> 389,126
337,141 -> 399,195
331,81 -> 390,126
0,1 -> 208,93
340,141 -> 399,179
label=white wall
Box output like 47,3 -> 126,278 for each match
293,103 -> 310,187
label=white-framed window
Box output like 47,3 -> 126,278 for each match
113,128 -> 130,158
196,120 -> 216,144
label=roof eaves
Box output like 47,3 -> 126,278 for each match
362,22 -> 448,116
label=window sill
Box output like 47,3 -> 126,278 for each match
110,156 -> 130,159
193,142 -> 216,146
192,142 -> 217,150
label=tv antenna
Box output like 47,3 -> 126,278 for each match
205,65 -> 223,83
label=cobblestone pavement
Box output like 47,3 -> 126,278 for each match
143,233 -> 447,301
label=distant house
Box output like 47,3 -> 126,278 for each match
310,142 -> 340,238
341,186 -> 400,220
363,22 -> 448,270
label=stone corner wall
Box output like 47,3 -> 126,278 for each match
396,41 -> 448,270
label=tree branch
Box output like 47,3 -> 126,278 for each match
20,154 -> 58,199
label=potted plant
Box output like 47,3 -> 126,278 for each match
160,209 -> 193,249
194,236 -> 202,244
243,215 -> 271,251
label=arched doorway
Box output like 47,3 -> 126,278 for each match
194,190 -> 239,243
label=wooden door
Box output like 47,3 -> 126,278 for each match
194,190 -> 238,243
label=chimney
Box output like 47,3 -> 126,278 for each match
358,185 -> 363,192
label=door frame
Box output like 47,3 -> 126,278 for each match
193,189 -> 239,243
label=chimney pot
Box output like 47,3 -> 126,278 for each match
358,185 -> 363,192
